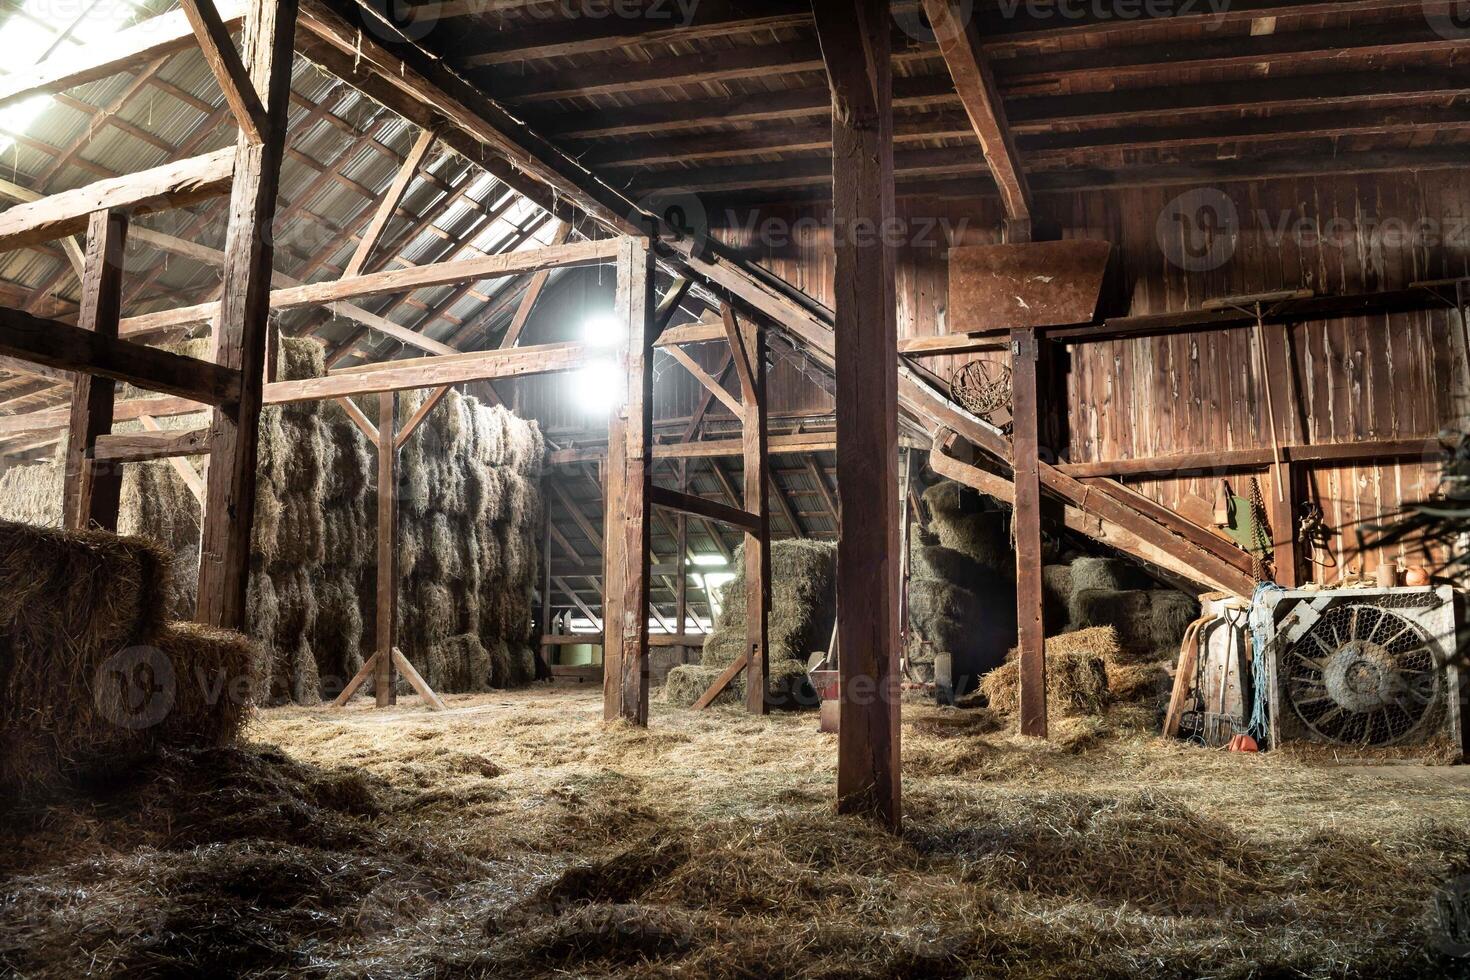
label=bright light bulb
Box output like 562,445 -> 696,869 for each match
571,360 -> 622,415
582,312 -> 621,347
690,554 -> 726,567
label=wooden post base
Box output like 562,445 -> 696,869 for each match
332,648 -> 446,711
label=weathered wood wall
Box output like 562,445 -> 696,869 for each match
513,171 -> 1469,582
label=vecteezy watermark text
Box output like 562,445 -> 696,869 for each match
1157,187 -> 1470,272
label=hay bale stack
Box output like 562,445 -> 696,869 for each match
0,337 -> 544,703
662,539 -> 836,708
906,480 -> 1017,694
921,480 -> 1013,573
394,392 -> 543,695
0,520 -> 260,792
1070,588 -> 1199,662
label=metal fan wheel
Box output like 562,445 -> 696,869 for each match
1283,602 -> 1442,746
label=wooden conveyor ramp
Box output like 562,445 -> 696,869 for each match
675,243 -> 1258,599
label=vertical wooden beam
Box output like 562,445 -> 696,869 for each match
602,236 -> 655,724
1263,323 -> 1301,586
62,208 -> 128,531
196,0 -> 298,630
816,0 -> 901,831
676,460 -> 690,642
1269,461 -> 1301,587
1012,327 -> 1046,737
741,320 -> 771,715
375,390 -> 398,707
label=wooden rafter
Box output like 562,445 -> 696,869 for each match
920,0 -> 1032,236
0,3 -> 244,110
179,0 -> 269,142
343,126 -> 436,277
119,239 -> 619,336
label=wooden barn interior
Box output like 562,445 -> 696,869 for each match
3,0 -> 1470,975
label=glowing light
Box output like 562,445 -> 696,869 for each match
571,360 -> 622,414
582,312 -> 621,347
690,554 -> 726,567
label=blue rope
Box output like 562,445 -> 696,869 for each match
1247,583 -> 1285,744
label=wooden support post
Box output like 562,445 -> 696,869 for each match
541,503 -> 553,666
1269,462 -> 1301,587
816,0 -> 901,830
602,236 -> 655,725
738,317 -> 770,715
375,390 -> 398,707
677,460 -> 690,646
62,208 -> 128,531
196,0 -> 297,631
1012,328 -> 1047,738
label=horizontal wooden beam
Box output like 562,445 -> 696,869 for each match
1055,438 -> 1444,479
0,393 -> 203,439
1049,287 -> 1461,344
262,341 -> 588,403
119,237 -> 620,336
0,306 -> 239,404
649,485 -> 761,532
0,149 -> 236,253
898,334 -> 1010,357
93,427 -> 211,463
0,4 -> 245,111
547,430 -> 839,465
125,225 -> 457,356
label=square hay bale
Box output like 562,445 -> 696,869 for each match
0,521 -> 260,792
698,539 -> 836,675
0,458 -> 64,527
922,480 -> 1013,572
660,659 -> 812,709
1071,588 -> 1200,662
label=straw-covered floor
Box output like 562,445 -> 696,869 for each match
4,685 -> 1468,978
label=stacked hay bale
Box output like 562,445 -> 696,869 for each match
0,519 -> 260,793
394,388 -> 544,695
1048,556 -> 1199,668
906,480 -> 1016,694
662,539 -> 836,708
0,338 -> 543,704
309,397 -> 376,694
0,439 -> 201,620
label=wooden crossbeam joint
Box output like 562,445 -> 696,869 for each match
180,0 -> 270,143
